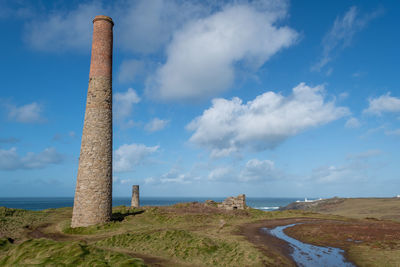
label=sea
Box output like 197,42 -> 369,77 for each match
0,197 -> 307,211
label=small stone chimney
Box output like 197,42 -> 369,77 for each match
71,15 -> 114,228
131,185 -> 140,208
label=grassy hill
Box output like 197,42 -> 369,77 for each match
280,197 -> 400,221
1,199 -> 400,266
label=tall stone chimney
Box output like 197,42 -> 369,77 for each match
71,15 -> 114,228
131,185 -> 140,208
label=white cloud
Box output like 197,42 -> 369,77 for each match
312,6 -> 382,71
364,93 -> 400,115
145,168 -> 197,184
208,166 -> 235,181
385,129 -> 400,136
144,177 -> 156,184
346,149 -> 382,160
0,147 -> 63,171
114,88 -> 140,123
311,165 -> 354,183
147,3 -> 298,101
52,131 -> 77,143
0,1 -> 35,19
188,83 -> 349,157
24,2 -> 103,52
113,177 -> 133,185
145,118 -> 169,132
345,117 -> 361,128
208,158 -> 280,182
311,149 -> 382,183
7,102 -> 45,123
239,159 -> 275,182
117,59 -> 146,83
159,169 -> 195,184
117,0 -> 207,54
114,143 -> 159,172
338,92 -> 349,100
23,0 -> 206,54
352,71 -> 366,78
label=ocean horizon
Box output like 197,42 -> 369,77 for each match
0,197 -> 311,211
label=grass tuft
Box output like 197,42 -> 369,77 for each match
96,229 -> 269,266
0,238 -> 146,266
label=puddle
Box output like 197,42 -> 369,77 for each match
263,224 -> 355,267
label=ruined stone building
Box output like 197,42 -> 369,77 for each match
218,194 -> 246,210
71,15 -> 114,228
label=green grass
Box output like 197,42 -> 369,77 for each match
2,199 -> 400,266
299,198 -> 400,222
348,245 -> 400,267
0,238 -> 146,266
96,229 -> 270,267
0,207 -> 48,239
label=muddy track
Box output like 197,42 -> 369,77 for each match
239,217 -> 344,267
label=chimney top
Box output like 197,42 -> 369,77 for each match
93,15 -> 114,26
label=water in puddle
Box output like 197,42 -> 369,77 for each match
263,224 -> 355,267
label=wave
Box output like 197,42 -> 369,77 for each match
254,206 -> 280,211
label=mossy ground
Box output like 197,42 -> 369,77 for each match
1,199 -> 400,266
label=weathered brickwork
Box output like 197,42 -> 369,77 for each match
71,15 -> 114,228
218,194 -> 246,210
131,185 -> 140,208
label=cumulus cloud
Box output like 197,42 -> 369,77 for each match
145,168 -> 198,184
114,143 -> 159,172
0,147 -> 63,171
363,93 -> 400,115
239,159 -> 276,182
147,3 -> 298,101
117,0 -> 207,54
114,88 -> 140,125
159,169 -> 196,184
312,6 -> 382,71
208,166 -> 235,181
24,2 -> 103,52
345,117 -> 361,128
188,83 -> 349,157
6,102 -> 45,123
23,0 -> 206,54
21,1 -> 296,100
145,118 -> 169,132
208,159 -> 279,182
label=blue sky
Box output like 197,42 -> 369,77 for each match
0,0 -> 399,198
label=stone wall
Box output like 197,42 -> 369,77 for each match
218,194 -> 246,210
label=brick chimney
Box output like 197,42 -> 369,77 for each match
71,15 -> 114,228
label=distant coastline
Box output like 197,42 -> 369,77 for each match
0,197 -> 299,211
